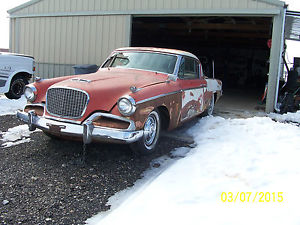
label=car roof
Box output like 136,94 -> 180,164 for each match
114,47 -> 199,60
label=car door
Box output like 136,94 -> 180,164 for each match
177,56 -> 207,121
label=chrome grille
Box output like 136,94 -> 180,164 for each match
46,88 -> 88,118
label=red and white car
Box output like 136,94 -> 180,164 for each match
17,47 -> 222,154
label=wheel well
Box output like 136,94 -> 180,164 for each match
157,106 -> 170,131
12,72 -> 32,82
214,92 -> 218,103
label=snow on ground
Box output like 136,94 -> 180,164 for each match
0,124 -> 38,148
269,110 -> 300,123
0,95 -> 35,147
0,94 -> 27,116
88,116 -> 300,225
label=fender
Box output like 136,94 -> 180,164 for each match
0,69 -> 33,94
205,78 -> 222,93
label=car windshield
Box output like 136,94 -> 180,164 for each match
106,52 -> 177,74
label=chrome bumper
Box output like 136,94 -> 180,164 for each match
17,110 -> 143,144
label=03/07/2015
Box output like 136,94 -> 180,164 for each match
221,192 -> 283,203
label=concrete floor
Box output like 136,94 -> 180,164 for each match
214,89 -> 267,118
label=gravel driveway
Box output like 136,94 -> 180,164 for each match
0,115 -> 188,224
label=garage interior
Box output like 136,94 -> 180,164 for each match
131,16 -> 273,113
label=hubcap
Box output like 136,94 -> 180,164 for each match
144,115 -> 157,147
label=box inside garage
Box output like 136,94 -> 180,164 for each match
131,16 -> 274,112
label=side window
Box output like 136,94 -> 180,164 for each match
178,58 -> 185,78
178,57 -> 199,79
102,56 -> 113,68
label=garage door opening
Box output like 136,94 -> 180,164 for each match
131,16 -> 273,112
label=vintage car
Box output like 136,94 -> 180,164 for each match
17,47 -> 222,154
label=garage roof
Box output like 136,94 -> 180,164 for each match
285,11 -> 300,41
8,0 -> 285,15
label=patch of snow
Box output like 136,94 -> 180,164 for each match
0,95 -> 27,116
269,110 -> 300,123
88,116 -> 300,225
1,124 -> 37,148
87,151 -> 191,224
2,200 -> 9,205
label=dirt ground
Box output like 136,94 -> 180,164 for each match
0,115 -> 188,225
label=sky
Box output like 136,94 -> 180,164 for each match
0,0 -> 30,49
0,0 -> 300,60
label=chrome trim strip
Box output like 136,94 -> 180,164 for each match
71,78 -> 91,83
136,90 -> 181,105
174,55 -> 183,76
46,86 -> 90,119
44,115 -> 82,125
136,86 -> 207,105
25,103 -> 45,107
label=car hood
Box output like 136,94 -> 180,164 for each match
50,67 -> 168,112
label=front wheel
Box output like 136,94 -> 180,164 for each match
130,110 -> 160,155
5,77 -> 28,99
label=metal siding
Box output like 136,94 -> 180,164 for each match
29,18 -> 35,56
43,0 -> 50,14
179,0 -> 188,9
171,0 -> 180,9
147,0 -> 156,10
14,15 -> 129,78
248,0 -> 258,8
88,16 -> 96,63
19,19 -> 25,53
77,16 -> 85,64
49,17 -> 56,64
221,0 -> 231,8
39,18 -> 46,62
204,0 -> 213,9
70,0 -> 77,12
212,0 -> 222,8
10,19 -> 16,52
88,0 -> 95,11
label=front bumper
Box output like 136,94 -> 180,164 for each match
17,110 -> 143,144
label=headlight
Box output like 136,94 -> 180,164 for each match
117,96 -> 136,116
24,85 -> 37,102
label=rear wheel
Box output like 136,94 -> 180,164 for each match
5,77 -> 28,99
130,110 -> 160,155
202,94 -> 215,117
